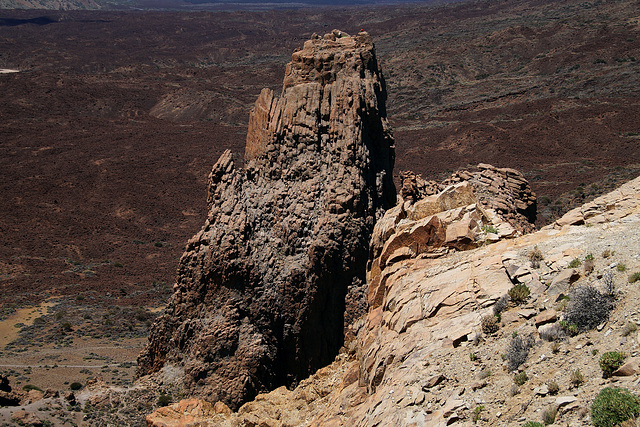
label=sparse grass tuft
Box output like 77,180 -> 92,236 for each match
542,405 -> 558,425
514,371 -> 528,386
629,272 -> 640,283
529,246 -> 544,268
617,263 -> 627,272
472,405 -> 485,423
547,380 -> 559,395
569,369 -> 584,388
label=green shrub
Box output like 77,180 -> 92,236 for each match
69,382 -> 83,391
559,320 -> 578,336
523,422 -> 544,427
592,387 -> 640,427
617,263 -> 627,272
602,249 -> 613,258
472,405 -> 484,423
23,384 -> 43,392
585,253 -> 595,260
482,225 -> 498,234
564,285 -> 613,331
629,272 -> 640,283
600,351 -> 626,378
514,371 -> 528,386
569,258 -> 582,268
508,284 -> 530,304
157,393 -> 173,407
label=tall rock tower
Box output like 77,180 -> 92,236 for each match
137,30 -> 396,409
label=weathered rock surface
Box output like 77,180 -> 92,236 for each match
137,30 -> 396,410
147,175 -> 640,426
367,164 -> 536,310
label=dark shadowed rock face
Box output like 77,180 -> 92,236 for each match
137,30 -> 396,410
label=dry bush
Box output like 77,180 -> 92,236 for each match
493,294 -> 510,316
565,285 -> 613,331
529,246 -> 544,268
481,314 -> 500,335
505,333 -> 535,371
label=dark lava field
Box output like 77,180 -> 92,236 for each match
1,0 -> 639,312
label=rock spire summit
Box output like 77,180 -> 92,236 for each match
137,30 -> 395,409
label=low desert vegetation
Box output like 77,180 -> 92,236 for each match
472,405 -> 485,423
513,371 -> 528,386
629,272 -> 640,283
569,368 -> 585,388
481,314 -> 500,335
599,351 -> 626,378
541,405 -> 557,425
591,387 -> 640,427
622,322 -> 638,337
493,294 -> 510,316
508,284 -> 530,304
505,333 -> 535,371
547,380 -> 559,395
564,285 -> 613,331
568,257 -> 582,268
528,246 -> 544,268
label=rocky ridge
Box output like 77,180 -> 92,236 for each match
147,173 -> 640,426
136,30 -> 396,410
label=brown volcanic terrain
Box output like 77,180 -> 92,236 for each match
0,0 -> 639,392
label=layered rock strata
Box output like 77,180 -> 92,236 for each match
147,176 -> 640,427
368,164 -> 536,309
137,30 -> 396,409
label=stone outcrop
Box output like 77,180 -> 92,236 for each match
137,30 -> 395,410
367,164 -> 536,310
147,174 -> 640,427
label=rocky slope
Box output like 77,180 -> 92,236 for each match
136,30 -> 396,410
147,172 -> 640,426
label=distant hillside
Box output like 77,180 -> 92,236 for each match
0,0 -> 99,9
0,0 -> 454,11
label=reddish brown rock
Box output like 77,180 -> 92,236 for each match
137,30 -> 395,410
534,309 -> 557,327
